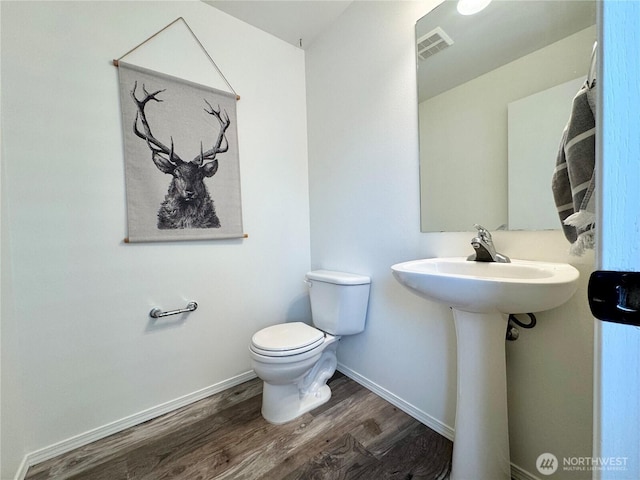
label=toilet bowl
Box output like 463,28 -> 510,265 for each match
250,322 -> 339,424
249,270 -> 371,424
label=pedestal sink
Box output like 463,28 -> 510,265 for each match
391,257 -> 579,480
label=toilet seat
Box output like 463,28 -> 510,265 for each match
251,322 -> 325,357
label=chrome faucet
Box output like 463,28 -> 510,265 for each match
467,224 -> 510,263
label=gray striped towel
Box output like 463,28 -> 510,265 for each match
552,81 -> 596,255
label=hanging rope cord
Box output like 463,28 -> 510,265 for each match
113,17 -> 239,100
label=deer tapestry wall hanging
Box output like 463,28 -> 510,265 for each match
118,62 -> 243,242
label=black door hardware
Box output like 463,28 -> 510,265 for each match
589,271 -> 640,326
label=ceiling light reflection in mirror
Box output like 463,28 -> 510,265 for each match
457,0 -> 492,16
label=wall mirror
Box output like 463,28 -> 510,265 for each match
417,0 -> 596,232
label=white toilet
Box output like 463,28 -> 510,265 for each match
249,270 -> 371,424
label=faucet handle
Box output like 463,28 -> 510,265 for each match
473,224 -> 493,242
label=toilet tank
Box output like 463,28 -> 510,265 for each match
305,270 -> 371,335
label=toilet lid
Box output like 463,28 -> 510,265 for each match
251,322 -> 324,355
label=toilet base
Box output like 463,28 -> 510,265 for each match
261,383 -> 332,424
259,344 -> 337,424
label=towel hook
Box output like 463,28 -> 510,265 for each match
587,40 -> 597,88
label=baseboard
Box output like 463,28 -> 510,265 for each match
12,456 -> 30,480
17,370 -> 257,480
336,362 -> 455,441
336,363 -> 540,480
511,462 -> 542,480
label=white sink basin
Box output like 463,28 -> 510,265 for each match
391,257 -> 579,314
391,256 -> 580,479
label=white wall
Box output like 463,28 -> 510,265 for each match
0,1 -> 310,477
306,2 -> 594,478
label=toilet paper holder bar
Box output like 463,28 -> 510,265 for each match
150,301 -> 198,319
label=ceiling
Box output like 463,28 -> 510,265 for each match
203,1 -> 354,48
203,0 -> 596,102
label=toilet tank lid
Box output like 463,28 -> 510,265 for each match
306,270 -> 371,285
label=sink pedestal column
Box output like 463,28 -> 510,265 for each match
451,309 -> 511,480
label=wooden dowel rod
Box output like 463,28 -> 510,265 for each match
111,61 -> 239,101
123,233 -> 248,243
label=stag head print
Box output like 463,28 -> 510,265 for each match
131,82 -> 231,229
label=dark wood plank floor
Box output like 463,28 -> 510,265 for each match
25,373 -> 452,480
